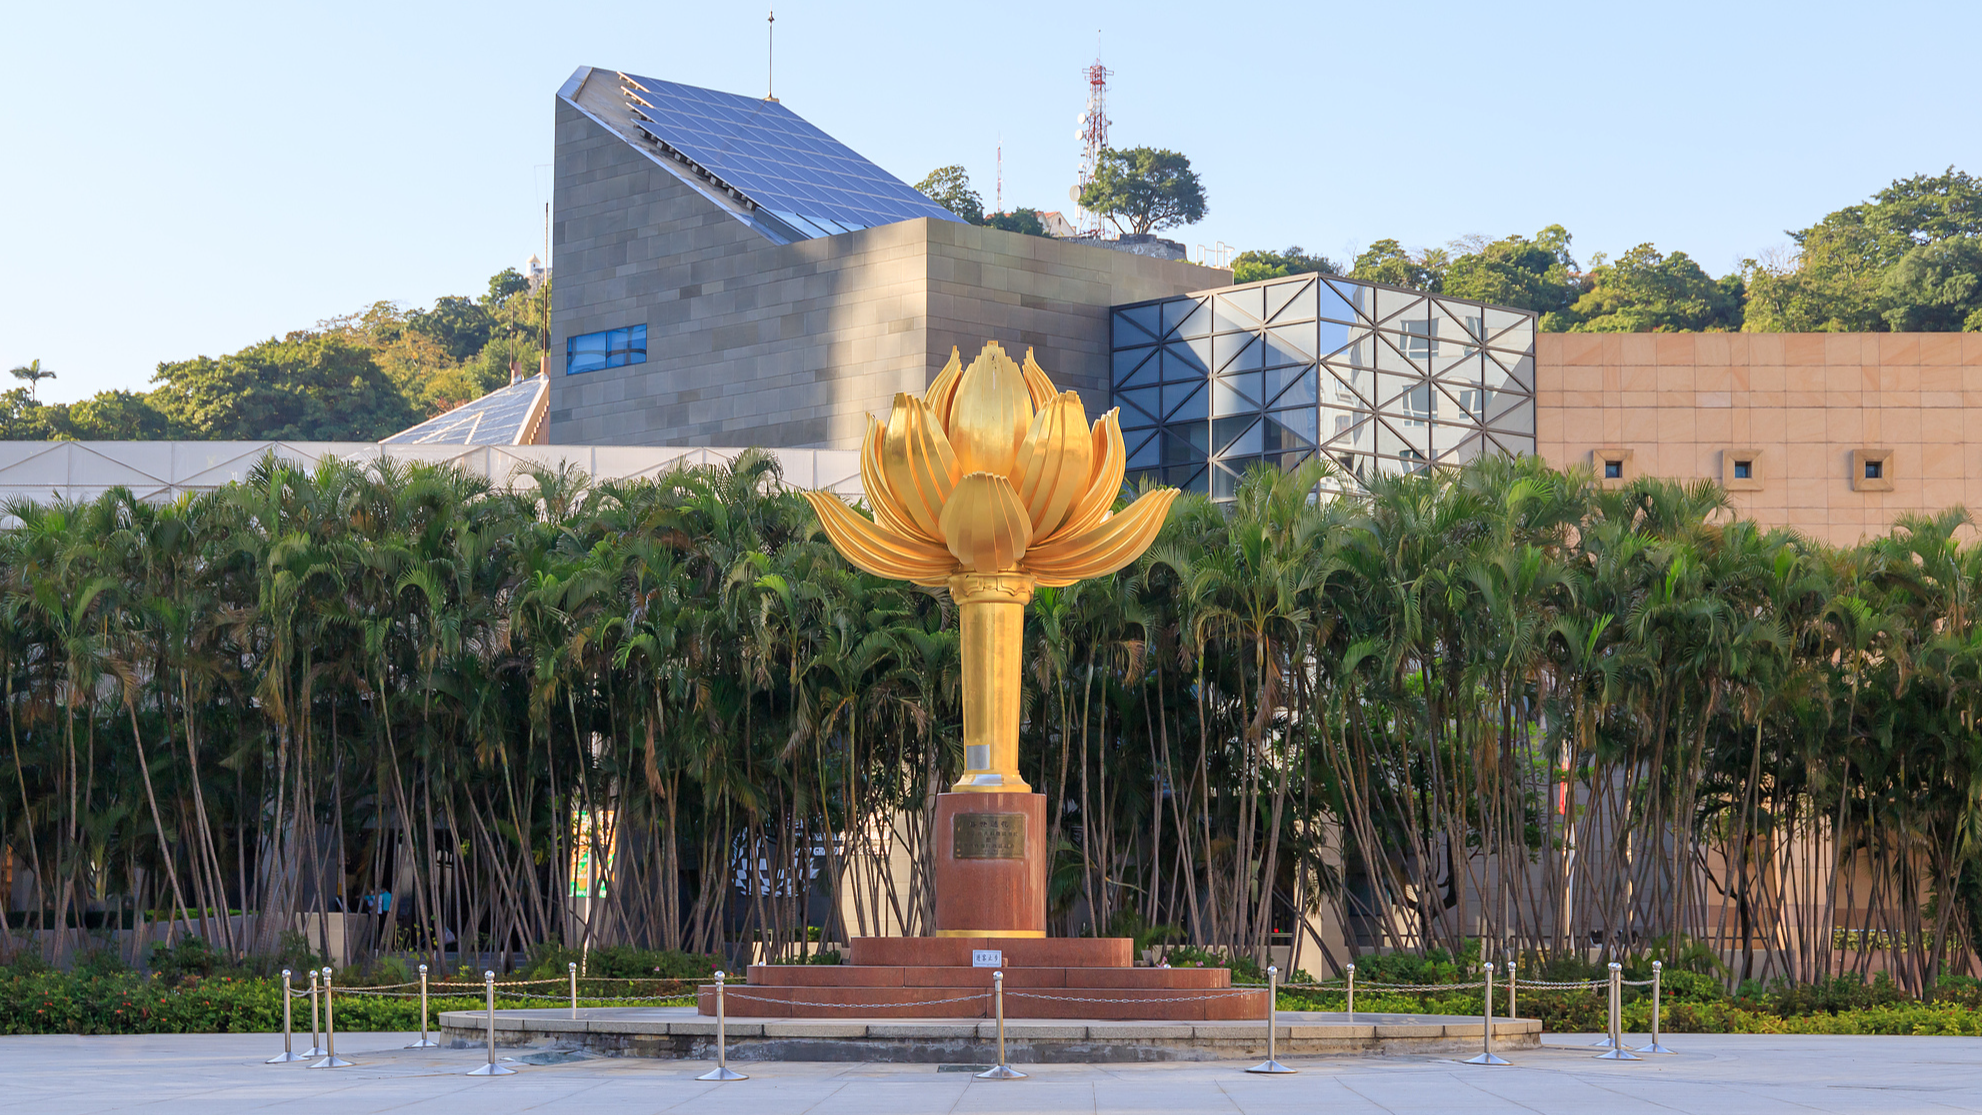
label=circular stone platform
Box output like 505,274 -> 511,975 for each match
437,1006 -> 1539,1063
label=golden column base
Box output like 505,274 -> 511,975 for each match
948,571 -> 1034,793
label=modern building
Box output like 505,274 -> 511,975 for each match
547,66 -> 1229,449
1537,333 -> 1982,544
537,65 -> 1982,547
1110,273 -> 1536,497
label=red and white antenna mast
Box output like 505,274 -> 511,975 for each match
1074,44 -> 1112,238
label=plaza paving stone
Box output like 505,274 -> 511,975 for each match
0,1030 -> 1977,1113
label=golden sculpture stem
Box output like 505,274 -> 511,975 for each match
949,571 -> 1035,793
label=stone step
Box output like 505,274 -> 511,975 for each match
701,982 -> 1268,1021
845,935 -> 1133,968
745,964 -> 1233,989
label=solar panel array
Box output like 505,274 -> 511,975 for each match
618,71 -> 964,241
383,376 -> 547,446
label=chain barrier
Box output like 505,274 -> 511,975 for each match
722,989 -> 991,1011
1005,988 -> 1262,1005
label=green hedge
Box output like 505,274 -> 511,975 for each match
0,971 -> 697,1036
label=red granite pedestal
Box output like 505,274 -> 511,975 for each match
698,792 -> 1266,1022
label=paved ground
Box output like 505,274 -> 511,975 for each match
0,1030 -> 1978,1113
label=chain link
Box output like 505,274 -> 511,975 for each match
722,989 -> 990,1011
1004,988 -> 1262,1005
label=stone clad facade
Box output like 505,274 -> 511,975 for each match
549,73 -> 1228,449
1536,333 -> 1982,544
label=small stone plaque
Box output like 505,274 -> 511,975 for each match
972,949 -> 1003,968
953,812 -> 1026,859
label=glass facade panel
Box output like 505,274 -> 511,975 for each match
1112,346 -> 1155,384
1116,305 -> 1162,341
1110,273 -> 1537,500
1263,325 -> 1313,367
1265,278 -> 1316,324
1162,297 -> 1204,338
1264,367 -> 1317,409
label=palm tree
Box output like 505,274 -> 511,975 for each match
8,359 -> 54,400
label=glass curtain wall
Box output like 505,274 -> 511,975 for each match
1110,273 -> 1537,498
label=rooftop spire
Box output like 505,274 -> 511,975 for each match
765,9 -> 778,102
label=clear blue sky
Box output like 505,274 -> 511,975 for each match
4,0 -> 1977,404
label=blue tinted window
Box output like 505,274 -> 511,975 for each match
567,324 -> 647,374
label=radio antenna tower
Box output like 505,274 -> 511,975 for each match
1074,41 -> 1112,239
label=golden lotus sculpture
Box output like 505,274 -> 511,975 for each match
805,342 -> 1179,793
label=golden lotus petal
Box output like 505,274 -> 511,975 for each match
938,472 -> 1034,574
1023,487 -> 1179,587
804,491 -> 957,586
1013,390 -> 1094,540
946,342 -> 1034,480
923,346 -> 964,429
1021,347 -> 1057,412
881,393 -> 961,539
1038,408 -> 1127,546
860,414 -> 934,544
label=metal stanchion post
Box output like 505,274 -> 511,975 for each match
406,963 -> 438,1049
1465,962 -> 1510,1065
1506,960 -> 1517,1020
1345,963 -> 1355,1017
267,969 -> 305,1063
1637,961 -> 1674,1054
569,961 -> 579,1019
468,970 -> 517,1075
1596,962 -> 1639,1060
311,968 -> 355,1067
976,971 -> 1026,1079
1246,965 -> 1296,1074
305,969 -> 325,1057
696,971 -> 747,1081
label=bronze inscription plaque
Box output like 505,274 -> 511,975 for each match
953,812 -> 1026,859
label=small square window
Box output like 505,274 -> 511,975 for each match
1850,448 -> 1893,492
1591,448 -> 1634,487
1721,448 -> 1762,491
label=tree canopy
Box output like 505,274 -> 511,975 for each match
982,207 -> 1053,237
914,165 -> 984,225
1078,146 -> 1208,236
1,452 -> 1978,989
1232,246 -> 1338,285
1746,168 -> 1982,332
1286,170 -> 1981,333
1,267 -> 550,441
916,167 -> 1058,239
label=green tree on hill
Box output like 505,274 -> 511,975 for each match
1078,146 -> 1207,236
1232,246 -> 1338,285
8,359 -> 55,400
1549,244 -> 1744,332
1744,168 -> 1982,332
1441,226 -> 1582,316
915,165 -> 984,225
149,332 -> 420,441
1350,239 -> 1447,291
982,207 -> 1055,238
